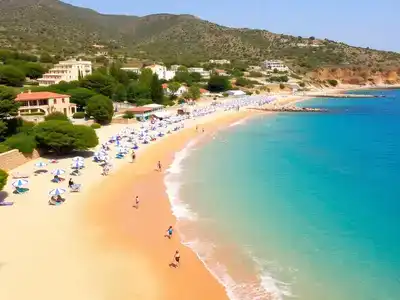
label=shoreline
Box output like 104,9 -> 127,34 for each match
81,110 -> 261,300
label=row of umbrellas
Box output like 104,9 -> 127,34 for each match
12,179 -> 66,196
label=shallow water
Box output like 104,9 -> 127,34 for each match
166,90 -> 400,300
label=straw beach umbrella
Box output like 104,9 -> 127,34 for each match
71,161 -> 84,169
72,156 -> 84,162
35,162 -> 47,168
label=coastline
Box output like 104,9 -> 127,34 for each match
81,110 -> 261,300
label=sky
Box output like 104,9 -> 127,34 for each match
63,0 -> 400,52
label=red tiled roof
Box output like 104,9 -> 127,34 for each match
162,83 -> 168,89
129,107 -> 153,113
200,88 -> 209,93
15,92 -> 70,102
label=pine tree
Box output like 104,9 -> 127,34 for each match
150,74 -> 164,104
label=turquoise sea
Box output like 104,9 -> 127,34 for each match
165,89 -> 400,300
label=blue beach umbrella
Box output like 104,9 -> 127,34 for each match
49,188 -> 66,196
12,179 -> 29,187
35,161 -> 47,168
51,169 -> 66,176
72,156 -> 84,162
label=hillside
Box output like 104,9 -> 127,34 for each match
1,0 -> 400,71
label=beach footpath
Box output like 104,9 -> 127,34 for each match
0,108 -> 258,300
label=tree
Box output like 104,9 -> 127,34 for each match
189,72 -> 202,82
279,83 -> 285,90
112,84 -> 127,102
188,85 -> 201,100
207,75 -> 231,92
0,65 -> 25,87
86,95 -> 114,124
150,74 -> 164,104
0,86 -> 19,120
174,70 -> 192,85
235,77 -> 253,87
67,88 -> 96,109
24,62 -> 46,79
52,81 -> 80,92
34,120 -> 98,155
126,81 -> 151,103
168,82 -> 181,95
139,68 -> 153,87
80,72 -> 116,98
44,112 -> 69,122
39,52 -> 54,63
327,79 -> 338,87
109,63 -> 129,85
0,169 -> 8,191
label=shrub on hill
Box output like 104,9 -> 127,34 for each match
34,120 -> 99,155
327,79 -> 338,87
44,112 -> 69,122
90,123 -> 101,129
0,169 -> 8,191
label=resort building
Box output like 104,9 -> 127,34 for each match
37,59 -> 92,86
129,104 -> 165,121
121,67 -> 141,74
214,69 -> 228,76
145,64 -> 176,81
170,65 -> 182,71
15,91 -> 77,117
262,60 -> 289,72
187,67 -> 211,79
209,59 -> 231,65
162,83 -> 188,96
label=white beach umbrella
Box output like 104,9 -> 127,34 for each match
71,161 -> 84,169
35,161 -> 47,168
12,179 -> 29,187
72,156 -> 84,162
51,169 -> 66,176
49,188 -> 66,196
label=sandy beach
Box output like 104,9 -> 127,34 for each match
0,107 -> 260,300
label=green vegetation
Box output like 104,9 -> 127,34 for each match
123,111 -> 135,119
0,1 -> 398,71
85,95 -> 114,124
72,112 -> 86,119
4,133 -> 36,154
207,76 -> 231,93
44,112 -> 69,122
267,75 -> 289,83
327,79 -> 338,87
0,169 -> 8,191
34,120 -> 98,155
90,123 -> 101,129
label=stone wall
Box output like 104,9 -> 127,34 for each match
0,149 -> 40,171
111,118 -> 137,124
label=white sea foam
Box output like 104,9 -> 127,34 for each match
229,117 -> 248,127
164,139 -> 198,221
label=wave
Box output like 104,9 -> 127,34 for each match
164,137 -> 292,300
229,117 -> 249,127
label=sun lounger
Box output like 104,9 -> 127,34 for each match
11,172 -> 29,179
0,201 -> 13,206
14,187 -> 29,194
69,184 -> 81,192
51,177 -> 65,183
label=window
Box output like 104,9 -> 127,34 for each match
53,99 -> 57,104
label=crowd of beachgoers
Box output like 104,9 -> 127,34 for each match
3,95 -> 276,207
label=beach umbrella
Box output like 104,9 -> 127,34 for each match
35,161 -> 47,168
49,188 -> 66,196
72,156 -> 84,162
12,179 -> 29,187
51,169 -> 66,176
71,161 -> 84,169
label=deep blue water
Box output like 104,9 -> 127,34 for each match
174,90 -> 400,300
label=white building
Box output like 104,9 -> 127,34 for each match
187,67 -> 210,79
171,65 -> 182,71
209,59 -> 231,65
38,59 -> 92,86
262,60 -> 289,72
121,67 -> 141,74
162,83 -> 188,96
145,64 -> 176,81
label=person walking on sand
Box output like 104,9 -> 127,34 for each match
170,250 -> 180,268
157,160 -> 162,172
134,196 -> 139,209
165,226 -> 173,239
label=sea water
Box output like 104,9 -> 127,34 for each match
165,89 -> 400,300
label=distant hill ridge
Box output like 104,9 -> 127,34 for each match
1,0 -> 400,71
